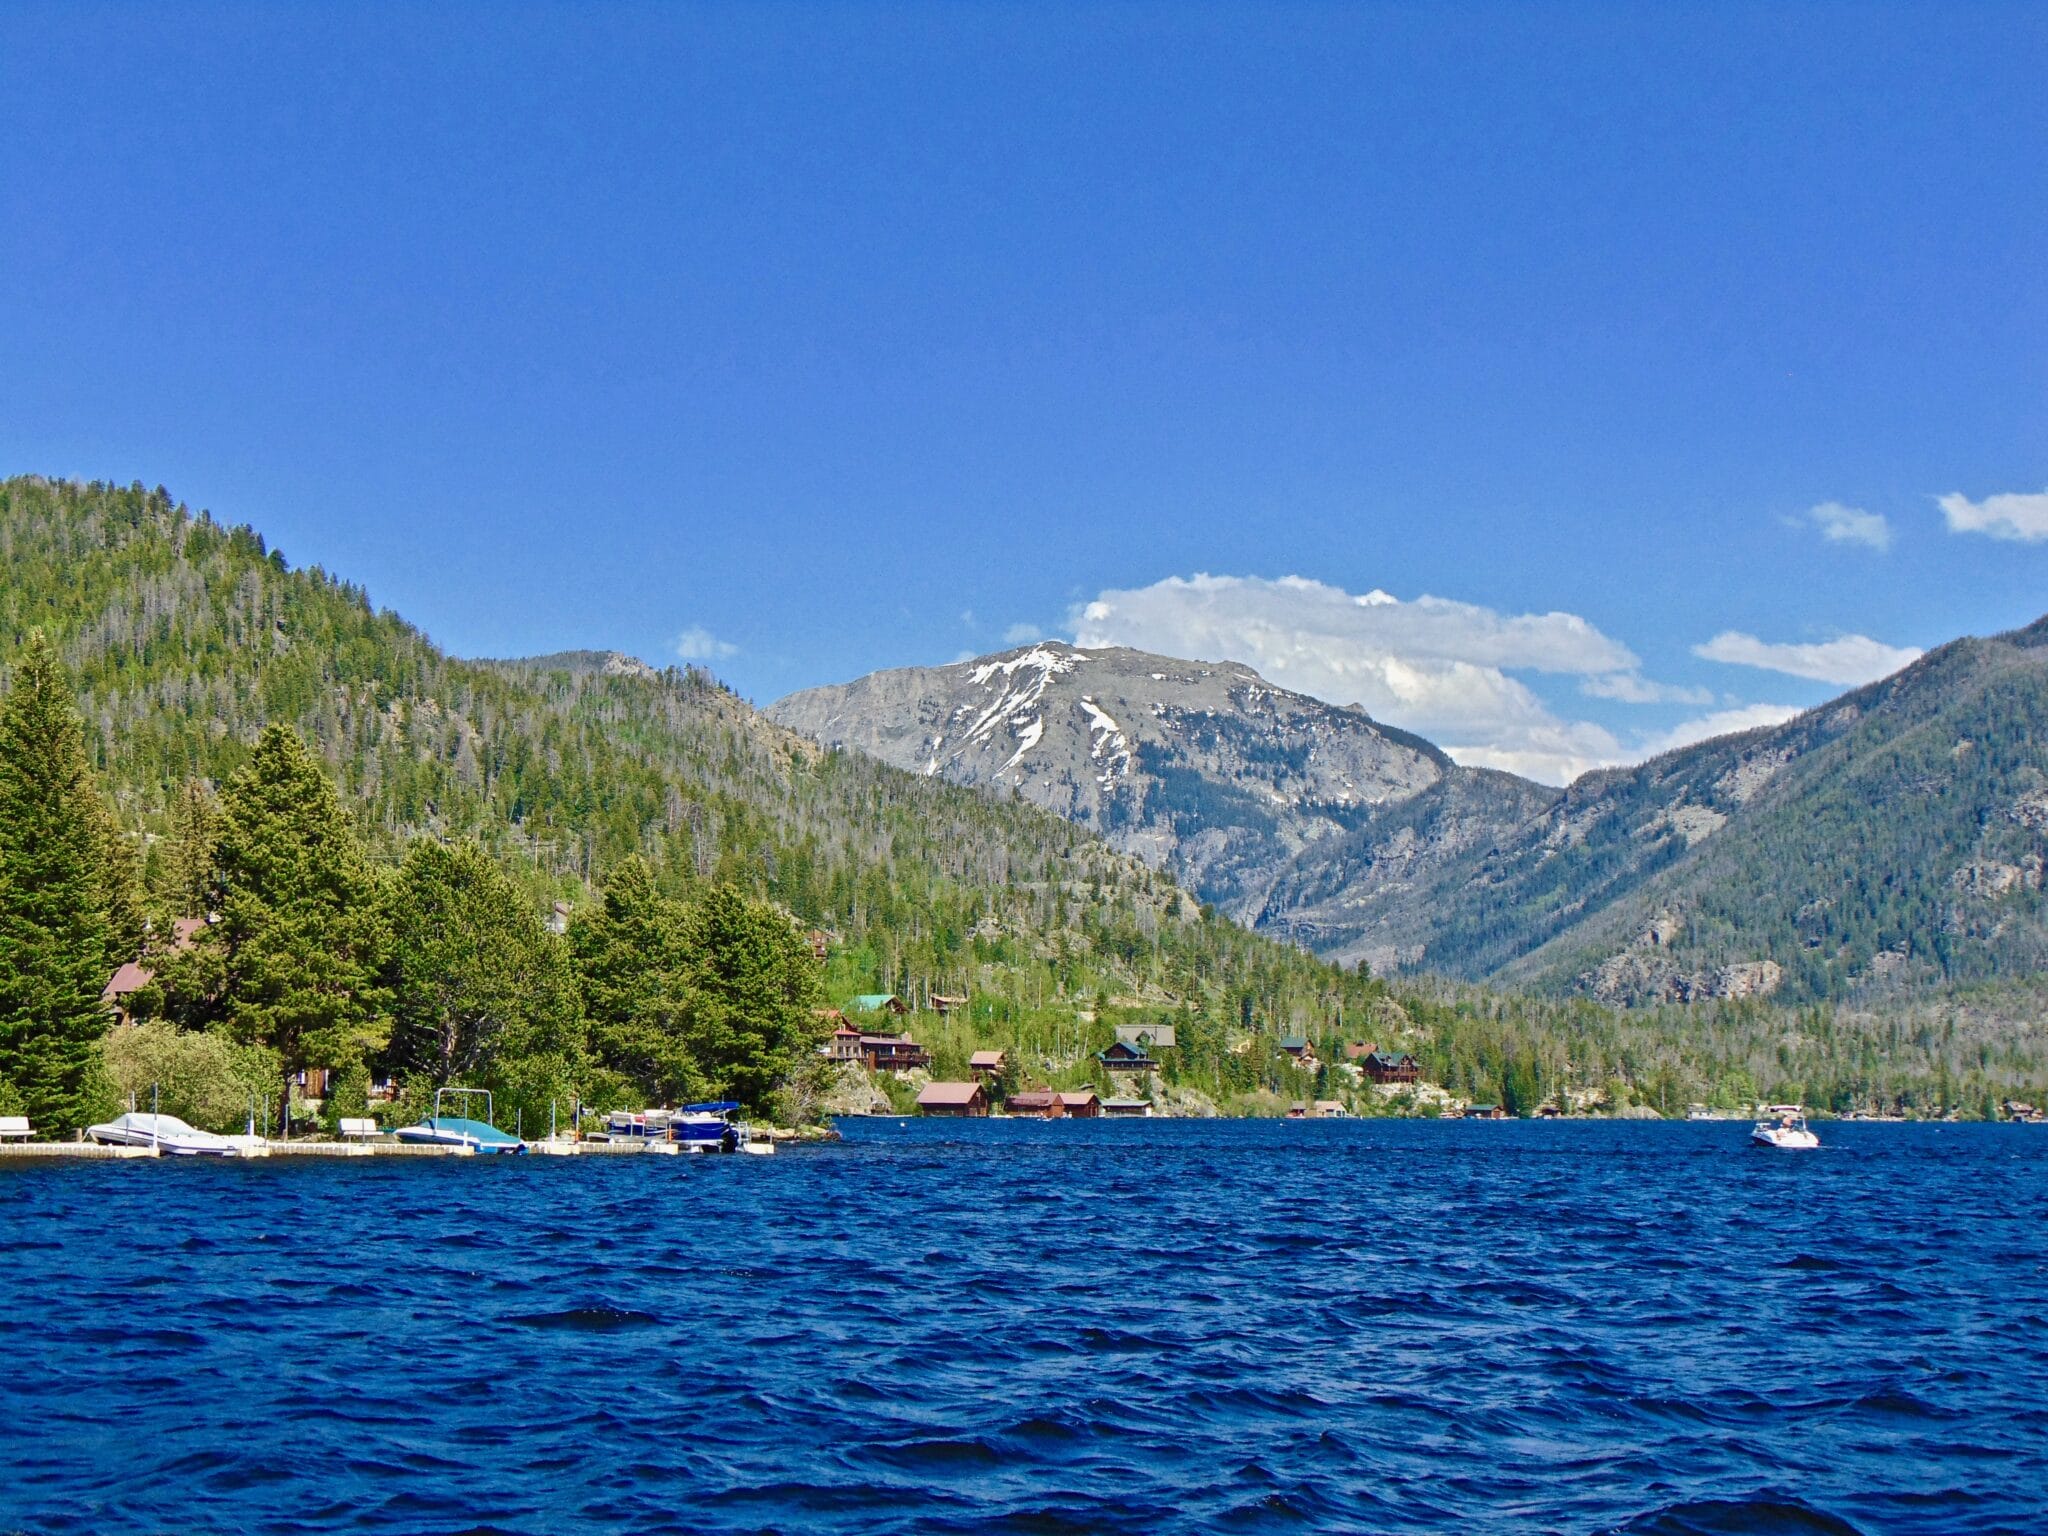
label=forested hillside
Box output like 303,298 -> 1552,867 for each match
0,477 -> 1400,1088
1,475 -> 2041,1125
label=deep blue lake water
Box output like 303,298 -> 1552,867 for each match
2,1119 -> 2044,1535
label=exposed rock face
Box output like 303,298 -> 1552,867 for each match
770,642 -> 1461,921
1582,953 -> 1783,1006
1952,858 -> 2043,897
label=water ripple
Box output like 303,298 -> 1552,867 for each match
1,1119 -> 2043,1534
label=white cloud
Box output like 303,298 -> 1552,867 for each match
1581,672 -> 1715,706
1069,573 -> 1641,785
1002,622 -> 1043,645
1636,703 -> 1804,760
675,624 -> 738,661
1939,488 -> 2048,543
1806,501 -> 1892,551
1693,631 -> 1920,686
959,609 -> 976,627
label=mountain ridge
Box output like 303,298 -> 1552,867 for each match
772,619 -> 2048,1009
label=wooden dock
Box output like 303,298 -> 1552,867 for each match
0,1137 -> 660,1161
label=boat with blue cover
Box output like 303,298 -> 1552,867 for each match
670,1101 -> 773,1155
394,1088 -> 527,1154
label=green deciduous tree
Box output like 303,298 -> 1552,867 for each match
681,882 -> 826,1111
384,839 -> 585,1106
162,724 -> 388,1122
102,1020 -> 277,1134
0,633 -> 117,1130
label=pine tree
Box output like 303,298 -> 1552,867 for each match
92,796 -> 147,966
385,839 -> 583,1089
682,882 -> 826,1111
155,777 -> 220,923
0,633 -> 116,1130
164,724 -> 388,1122
569,856 -> 702,1104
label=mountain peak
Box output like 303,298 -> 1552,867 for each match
769,641 -> 1463,922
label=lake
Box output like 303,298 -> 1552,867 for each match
2,1119 -> 2043,1534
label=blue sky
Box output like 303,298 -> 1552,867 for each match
3,2 -> 2044,779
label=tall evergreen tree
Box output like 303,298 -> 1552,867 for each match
0,633 -> 115,1129
154,777 -> 220,923
163,724 -> 388,1122
569,856 -> 702,1104
92,796 -> 147,967
384,839 -> 583,1088
681,882 -> 826,1110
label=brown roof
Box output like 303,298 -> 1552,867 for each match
103,962 -> 154,1000
1057,1090 -> 1098,1108
969,1050 -> 1006,1067
917,1081 -> 984,1107
170,916 -> 206,947
1007,1091 -> 1059,1110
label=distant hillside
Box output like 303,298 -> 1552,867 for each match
773,624 -> 2048,1010
0,476 -> 1398,1035
1462,619 -> 2048,1004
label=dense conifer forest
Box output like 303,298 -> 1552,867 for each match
0,475 -> 2040,1132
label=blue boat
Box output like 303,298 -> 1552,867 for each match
394,1088 -> 527,1154
669,1101 -> 771,1154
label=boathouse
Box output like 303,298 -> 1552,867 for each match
1006,1090 -> 1060,1117
1102,1097 -> 1152,1118
1058,1090 -> 1101,1119
917,1081 -> 988,1117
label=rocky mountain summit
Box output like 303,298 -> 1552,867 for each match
769,641 -> 1537,929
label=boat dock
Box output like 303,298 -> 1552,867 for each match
0,1137 -> 674,1161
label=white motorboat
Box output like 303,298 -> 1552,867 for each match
86,1112 -> 244,1156
1751,1104 -> 1820,1150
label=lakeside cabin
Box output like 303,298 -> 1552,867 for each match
1463,1103 -> 1509,1119
1096,1039 -> 1156,1073
859,1034 -> 931,1072
820,1016 -> 864,1063
1115,1024 -> 1176,1051
969,1050 -> 1007,1081
1314,1099 -> 1348,1118
1102,1097 -> 1152,1118
917,1081 -> 988,1117
1277,1036 -> 1319,1069
1362,1050 -> 1421,1085
850,993 -> 909,1017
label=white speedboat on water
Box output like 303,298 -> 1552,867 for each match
1751,1104 -> 1820,1150
87,1112 -> 245,1156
